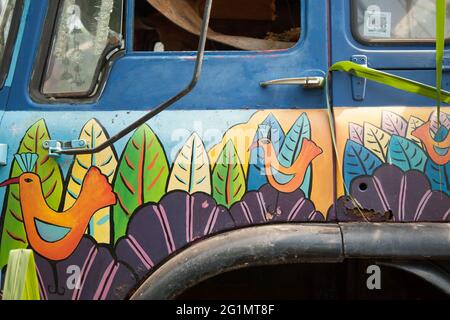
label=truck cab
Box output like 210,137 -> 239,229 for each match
0,0 -> 449,300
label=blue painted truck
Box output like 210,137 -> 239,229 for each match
0,0 -> 449,299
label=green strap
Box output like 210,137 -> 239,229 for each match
3,250 -> 40,300
436,0 -> 446,125
329,61 -> 450,104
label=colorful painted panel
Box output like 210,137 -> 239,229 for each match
333,107 -> 450,222
0,109 -> 333,299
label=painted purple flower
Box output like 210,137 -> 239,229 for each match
115,191 -> 234,281
231,184 -> 324,226
333,165 -> 450,222
35,237 -> 137,300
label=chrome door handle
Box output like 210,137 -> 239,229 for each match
260,76 -> 325,89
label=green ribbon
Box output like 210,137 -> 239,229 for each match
436,0 -> 446,125
330,61 -> 450,104
3,250 -> 40,300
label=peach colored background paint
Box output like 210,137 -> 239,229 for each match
209,109 -> 334,216
334,106 -> 450,198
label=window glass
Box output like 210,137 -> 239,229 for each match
352,0 -> 450,43
0,0 -> 18,76
134,0 -> 301,52
42,0 -> 124,97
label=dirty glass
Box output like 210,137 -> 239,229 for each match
0,0 -> 17,71
352,0 -> 450,42
42,0 -> 124,97
133,0 -> 301,52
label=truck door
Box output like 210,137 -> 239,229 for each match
331,0 -> 450,222
0,0 -> 334,299
0,0 -> 27,288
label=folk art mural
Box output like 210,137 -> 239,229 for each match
334,107 -> 450,222
0,107 -> 448,299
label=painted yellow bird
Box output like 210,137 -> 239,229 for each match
1,155 -> 116,261
250,137 -> 323,193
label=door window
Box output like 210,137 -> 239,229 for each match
352,0 -> 450,43
133,0 -> 300,52
41,0 -> 124,97
0,0 -> 21,87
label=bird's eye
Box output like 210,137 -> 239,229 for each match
24,178 -> 33,183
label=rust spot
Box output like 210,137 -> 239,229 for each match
345,208 -> 392,221
265,204 -> 282,221
343,196 -> 393,221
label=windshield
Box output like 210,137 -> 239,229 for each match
0,0 -> 18,80
42,0 -> 124,97
353,0 -> 450,42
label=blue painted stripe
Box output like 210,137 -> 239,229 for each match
71,175 -> 83,186
5,0 -> 30,87
67,189 -> 79,200
96,214 -> 110,226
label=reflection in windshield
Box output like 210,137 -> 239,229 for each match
354,0 -> 450,41
43,0 -> 123,96
0,0 -> 16,64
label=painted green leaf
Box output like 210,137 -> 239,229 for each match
212,140 -> 246,208
167,133 -> 211,194
113,124 -> 169,242
0,119 -> 64,269
64,119 -> 118,244
343,140 -> 382,193
425,159 -> 450,195
275,113 -> 312,197
387,135 -> 427,172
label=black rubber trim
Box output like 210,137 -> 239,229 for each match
130,223 -> 450,300
131,224 -> 343,300
341,223 -> 450,259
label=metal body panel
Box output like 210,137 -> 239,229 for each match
8,0 -> 328,111
330,0 -> 450,223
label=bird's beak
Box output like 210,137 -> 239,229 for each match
248,142 -> 259,151
0,177 -> 20,187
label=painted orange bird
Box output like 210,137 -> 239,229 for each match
0,156 -> 116,261
250,137 -> 323,193
412,121 -> 450,165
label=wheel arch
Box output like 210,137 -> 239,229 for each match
130,224 -> 343,300
130,223 -> 450,299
